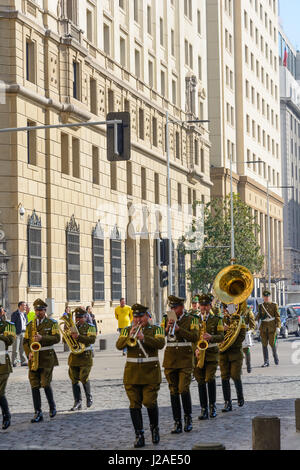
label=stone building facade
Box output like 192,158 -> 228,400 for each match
0,0 -> 211,331
206,0 -> 284,301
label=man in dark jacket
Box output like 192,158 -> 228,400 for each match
11,301 -> 28,367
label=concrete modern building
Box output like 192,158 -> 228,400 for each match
0,0 -> 211,331
206,0 -> 284,302
279,26 -> 300,303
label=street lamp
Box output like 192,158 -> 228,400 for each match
165,111 -> 209,295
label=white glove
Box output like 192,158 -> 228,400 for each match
276,328 -> 280,335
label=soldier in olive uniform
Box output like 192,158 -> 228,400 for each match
162,295 -> 199,434
188,296 -> 199,317
242,305 -> 256,373
0,309 -> 16,429
256,289 -> 281,367
194,294 -> 224,420
23,299 -> 61,423
116,304 -> 165,448
219,303 -> 246,412
68,307 -> 97,411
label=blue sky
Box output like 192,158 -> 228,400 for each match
279,0 -> 300,50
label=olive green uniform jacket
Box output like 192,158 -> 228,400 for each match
256,302 -> 281,347
219,316 -> 246,381
23,318 -> 61,369
0,321 -> 16,398
194,312 -> 224,383
116,325 -> 165,385
161,312 -> 200,369
68,322 -> 97,367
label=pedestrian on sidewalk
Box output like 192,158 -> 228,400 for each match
11,301 -> 28,367
115,298 -> 133,356
26,304 -> 35,323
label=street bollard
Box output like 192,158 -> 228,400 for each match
295,399 -> 300,432
99,339 -> 107,351
192,443 -> 226,450
252,416 -> 280,450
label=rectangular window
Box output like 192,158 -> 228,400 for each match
141,167 -> 147,200
61,133 -> 69,175
147,6 -> 152,35
93,235 -> 104,301
152,117 -> 157,147
148,60 -> 154,88
92,145 -> 99,185
171,29 -> 175,56
86,8 -> 94,43
26,40 -> 36,84
134,0 -> 139,22
172,79 -> 177,105
108,89 -> 114,113
135,49 -> 141,78
103,24 -> 110,55
28,224 -> 42,287
139,108 -> 144,140
66,231 -> 80,302
160,17 -> 164,46
127,161 -> 132,196
111,236 -> 122,301
161,70 -> 166,97
177,182 -> 182,208
120,37 -> 126,67
90,77 -> 97,114
175,131 -> 180,159
154,173 -> 160,205
72,137 -> 80,178
73,61 -> 80,100
27,120 -> 37,166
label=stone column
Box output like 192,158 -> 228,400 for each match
252,416 -> 280,450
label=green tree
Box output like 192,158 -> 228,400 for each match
183,194 -> 264,294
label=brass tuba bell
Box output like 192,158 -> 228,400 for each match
213,264 -> 254,352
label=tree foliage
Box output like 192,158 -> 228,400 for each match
183,194 -> 264,294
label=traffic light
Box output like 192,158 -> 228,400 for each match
160,269 -> 168,288
156,238 -> 170,266
107,112 -> 131,161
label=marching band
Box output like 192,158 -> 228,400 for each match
0,265 -> 281,449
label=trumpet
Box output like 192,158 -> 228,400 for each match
127,324 -> 142,348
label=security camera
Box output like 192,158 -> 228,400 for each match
19,205 -> 25,217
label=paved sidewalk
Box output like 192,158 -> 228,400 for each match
1,336 -> 300,450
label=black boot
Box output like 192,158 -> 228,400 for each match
234,379 -> 244,407
31,388 -> 43,423
44,386 -> 57,418
83,381 -> 93,408
70,383 -> 82,411
207,380 -> 217,418
197,383 -> 208,420
147,405 -> 160,444
181,392 -> 192,432
272,345 -> 279,365
170,394 -> 182,434
221,380 -> 232,412
261,346 -> 269,367
0,396 -> 11,430
130,408 -> 145,448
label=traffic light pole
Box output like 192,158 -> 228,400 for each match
166,111 -> 173,296
156,237 -> 162,323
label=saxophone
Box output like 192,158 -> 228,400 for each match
196,319 -> 208,369
30,318 -> 41,371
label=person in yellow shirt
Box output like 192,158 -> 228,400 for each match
26,304 -> 36,323
115,298 -> 133,356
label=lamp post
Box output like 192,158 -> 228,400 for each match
165,112 -> 209,295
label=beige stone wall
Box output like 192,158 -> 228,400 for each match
0,1 -> 211,331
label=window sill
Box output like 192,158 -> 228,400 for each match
27,287 -> 43,294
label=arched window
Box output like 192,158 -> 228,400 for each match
110,226 -> 122,301
93,221 -> 105,301
27,210 -> 42,287
66,215 -> 80,301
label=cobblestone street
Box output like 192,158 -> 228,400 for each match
1,334 -> 300,450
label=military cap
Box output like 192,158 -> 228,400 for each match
74,307 -> 87,317
198,294 -> 213,306
192,296 -> 199,303
131,303 -> 149,317
168,295 -> 185,308
33,298 -> 48,310
263,289 -> 271,297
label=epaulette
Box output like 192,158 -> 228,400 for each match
160,316 -> 167,328
4,322 -> 16,338
190,316 -> 199,330
120,328 -> 129,337
217,318 -> 224,331
87,325 -> 97,337
155,326 -> 166,338
51,320 -> 60,334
